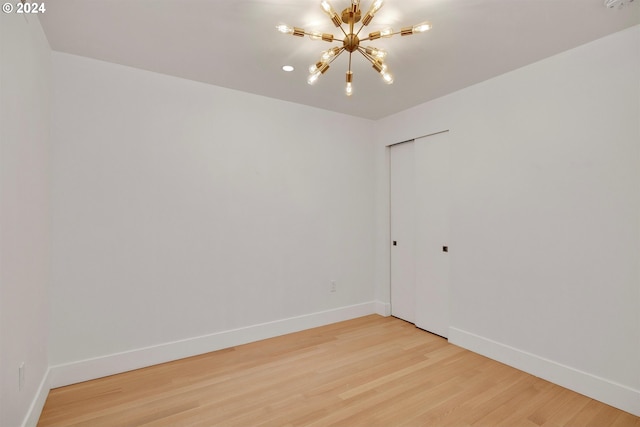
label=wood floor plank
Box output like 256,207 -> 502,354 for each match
611,412 -> 640,427
38,315 -> 639,426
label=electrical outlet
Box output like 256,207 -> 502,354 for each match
19,362 -> 25,391
330,280 -> 337,293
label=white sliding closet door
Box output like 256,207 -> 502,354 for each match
390,141 -> 416,323
414,132 -> 450,337
390,132 -> 450,337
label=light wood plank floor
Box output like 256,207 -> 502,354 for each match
38,315 -> 640,426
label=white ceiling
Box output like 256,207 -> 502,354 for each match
39,0 -> 639,120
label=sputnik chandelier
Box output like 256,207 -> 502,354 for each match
276,0 -> 432,96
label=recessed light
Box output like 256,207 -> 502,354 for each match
282,65 -> 295,72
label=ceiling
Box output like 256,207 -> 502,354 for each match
39,0 -> 639,120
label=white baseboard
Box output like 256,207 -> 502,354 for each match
22,367 -> 50,427
374,301 -> 391,316
449,327 -> 640,417
49,302 -> 380,389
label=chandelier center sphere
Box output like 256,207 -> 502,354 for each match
343,33 -> 360,52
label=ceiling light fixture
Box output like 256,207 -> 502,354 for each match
276,0 -> 432,96
282,65 -> 295,72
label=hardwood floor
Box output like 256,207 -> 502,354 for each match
38,315 -> 640,426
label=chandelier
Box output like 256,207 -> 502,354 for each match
276,0 -> 432,96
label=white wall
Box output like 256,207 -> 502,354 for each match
50,53 -> 376,373
4,15 -> 637,422
0,13 -> 52,427
374,25 -> 640,415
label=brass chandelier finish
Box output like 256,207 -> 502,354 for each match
276,0 -> 432,96
343,34 -> 360,53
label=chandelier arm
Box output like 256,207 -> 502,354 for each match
361,28 -> 405,42
360,34 -> 391,42
356,47 -> 377,65
299,30 -> 343,43
327,47 -> 346,66
357,50 -> 378,71
358,47 -> 393,83
313,47 -> 345,70
354,4 -> 370,38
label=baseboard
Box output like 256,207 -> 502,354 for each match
49,302 -> 379,389
448,327 -> 640,417
374,301 -> 391,316
22,367 -> 50,427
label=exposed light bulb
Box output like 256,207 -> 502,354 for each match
276,24 -> 294,34
345,71 -> 353,96
308,71 -> 321,85
321,47 -> 340,61
308,62 -> 330,85
365,46 -> 387,59
402,21 -> 433,37
369,27 -> 393,39
309,31 -> 323,40
320,0 -> 342,26
320,0 -> 334,14
351,0 -> 360,5
309,61 -> 326,73
277,24 -> 304,37
372,59 -> 392,83
412,21 -> 432,33
345,82 -> 353,96
369,0 -> 384,14
380,27 -> 393,38
362,0 -> 384,25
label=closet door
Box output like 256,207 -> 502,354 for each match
390,141 -> 416,323
414,132 -> 450,337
